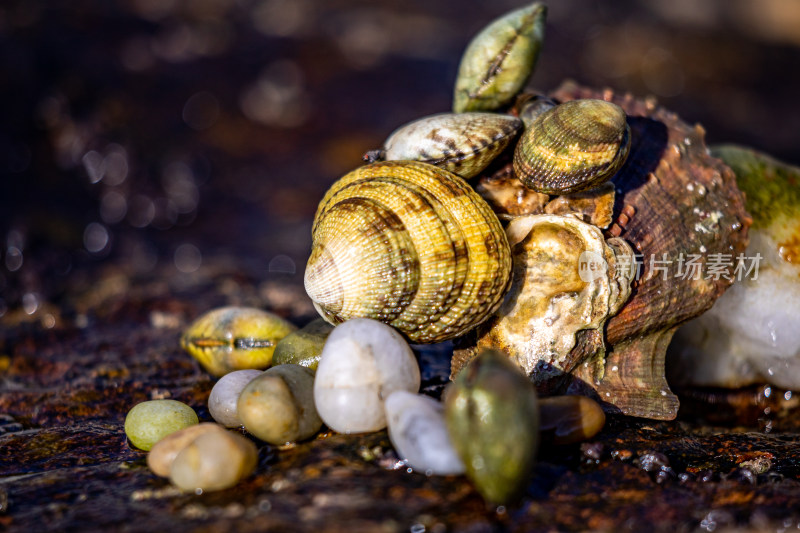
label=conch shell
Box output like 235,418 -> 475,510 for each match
455,82 -> 751,420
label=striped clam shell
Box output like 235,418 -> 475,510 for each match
304,161 -> 512,343
513,99 -> 631,194
366,113 -> 522,179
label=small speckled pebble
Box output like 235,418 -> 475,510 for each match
124,400 -> 199,451
169,429 -> 258,492
208,369 -> 263,427
238,364 -> 322,445
147,423 -> 227,477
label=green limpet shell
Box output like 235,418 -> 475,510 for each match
453,3 -> 547,113
514,99 -> 631,194
124,400 -> 199,451
444,349 -> 539,504
181,306 -> 296,377
271,318 -> 333,371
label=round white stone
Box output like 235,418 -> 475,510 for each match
385,391 -> 465,475
208,369 -> 263,427
313,318 -> 420,434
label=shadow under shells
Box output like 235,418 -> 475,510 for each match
453,81 -> 751,420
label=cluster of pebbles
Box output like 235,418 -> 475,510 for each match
125,306 -> 605,503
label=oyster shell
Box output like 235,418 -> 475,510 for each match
455,82 -> 751,420
456,214 -> 635,394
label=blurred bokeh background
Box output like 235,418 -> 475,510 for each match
1,0 -> 799,326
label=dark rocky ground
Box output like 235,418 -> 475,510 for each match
2,1 -> 800,531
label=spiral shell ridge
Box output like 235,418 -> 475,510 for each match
305,161 -> 512,343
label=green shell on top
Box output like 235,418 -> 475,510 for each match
453,3 -> 547,113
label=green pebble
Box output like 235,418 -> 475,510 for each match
271,318 -> 333,372
124,400 -> 199,451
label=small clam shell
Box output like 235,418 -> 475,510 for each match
304,161 -> 511,343
208,369 -> 263,427
169,429 -> 257,492
368,113 -> 522,179
385,391 -> 465,476
313,318 -> 420,434
124,400 -> 199,451
147,423 -> 227,477
272,318 -> 334,371
513,99 -> 631,194
444,349 -> 539,504
181,306 -> 296,377
238,364 -> 322,445
453,3 -> 547,113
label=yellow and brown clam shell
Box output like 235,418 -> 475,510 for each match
304,160 -> 512,343
513,99 -> 631,194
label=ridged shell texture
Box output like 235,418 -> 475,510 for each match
514,99 -> 630,194
304,161 -> 512,343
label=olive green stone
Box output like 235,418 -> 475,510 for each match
271,318 -> 333,372
453,3 -> 547,113
444,350 -> 539,504
238,364 -> 322,445
124,400 -> 199,451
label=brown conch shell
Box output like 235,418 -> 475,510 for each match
454,81 -> 751,420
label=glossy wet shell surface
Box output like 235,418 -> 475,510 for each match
181,306 -> 296,377
514,99 -> 631,194
304,161 -> 511,343
379,112 -> 522,179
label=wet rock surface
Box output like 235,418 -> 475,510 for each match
2,269 -> 800,532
